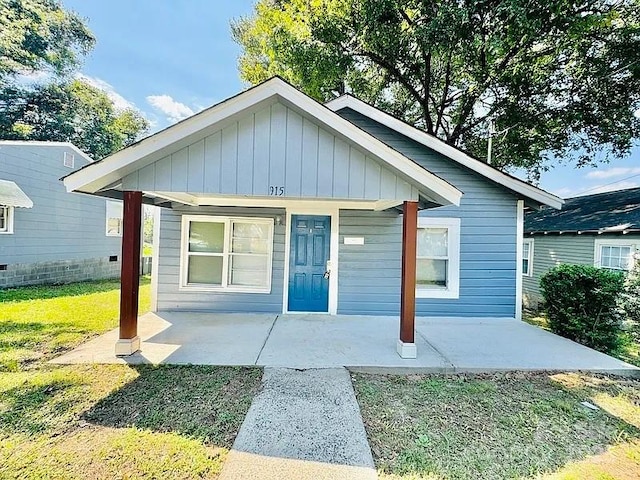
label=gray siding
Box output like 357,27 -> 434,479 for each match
521,234 -> 640,307
337,109 -> 518,317
122,102 -> 420,202
156,206 -> 285,312
0,144 -> 121,267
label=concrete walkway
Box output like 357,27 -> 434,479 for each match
219,368 -> 377,480
51,312 -> 640,376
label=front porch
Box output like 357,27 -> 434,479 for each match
51,312 -> 639,376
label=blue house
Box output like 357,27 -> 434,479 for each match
62,78 -> 562,358
0,141 -> 122,287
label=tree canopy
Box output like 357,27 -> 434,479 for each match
0,0 -> 148,158
0,80 -> 148,159
0,0 -> 95,83
233,0 -> 640,178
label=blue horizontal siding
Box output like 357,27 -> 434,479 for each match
156,205 -> 285,313
335,109 -> 518,318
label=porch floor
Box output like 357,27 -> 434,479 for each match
51,312 -> 639,375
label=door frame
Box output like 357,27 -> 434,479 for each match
283,204 -> 339,315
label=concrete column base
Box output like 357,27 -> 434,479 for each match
115,336 -> 141,356
396,339 -> 417,359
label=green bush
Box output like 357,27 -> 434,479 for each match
620,261 -> 640,342
540,264 -> 625,353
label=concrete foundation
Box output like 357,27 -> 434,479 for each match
0,257 -> 121,288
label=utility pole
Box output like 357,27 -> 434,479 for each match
487,119 -> 495,165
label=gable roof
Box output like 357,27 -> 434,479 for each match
326,95 -> 563,210
525,187 -> 640,234
62,77 -> 462,208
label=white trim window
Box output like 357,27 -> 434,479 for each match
106,200 -> 124,236
181,215 -> 274,293
594,239 -> 637,271
0,205 -> 14,234
522,239 -> 534,276
416,217 -> 460,299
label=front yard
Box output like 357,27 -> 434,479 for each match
1,278 -> 639,479
0,279 -> 261,479
353,372 -> 640,480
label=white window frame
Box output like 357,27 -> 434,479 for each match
594,239 -> 638,271
180,215 -> 274,293
522,238 -> 534,277
105,200 -> 124,237
416,217 -> 460,299
0,205 -> 14,234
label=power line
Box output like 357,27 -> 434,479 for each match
570,172 -> 640,197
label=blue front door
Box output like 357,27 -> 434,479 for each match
288,215 -> 331,312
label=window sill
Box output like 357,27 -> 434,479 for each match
0,231 -> 13,235
179,284 -> 272,294
106,233 -> 123,237
416,288 -> 459,299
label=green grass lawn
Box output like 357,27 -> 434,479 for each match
523,310 -> 640,368
0,278 -> 261,479
353,372 -> 640,480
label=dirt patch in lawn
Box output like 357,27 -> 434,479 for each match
352,371 -> 640,480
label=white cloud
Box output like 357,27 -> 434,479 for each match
146,94 -> 195,122
586,167 -> 640,180
75,73 -> 136,111
552,187 -> 575,198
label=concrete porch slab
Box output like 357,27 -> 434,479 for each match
416,317 -> 639,376
50,312 -> 277,365
50,312 -> 639,376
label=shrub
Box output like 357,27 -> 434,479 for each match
540,264 -> 625,353
620,261 -> 640,342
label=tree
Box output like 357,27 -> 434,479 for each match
0,79 -> 149,159
0,0 -> 95,83
232,0 -> 640,178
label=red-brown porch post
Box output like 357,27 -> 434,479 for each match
115,190 -> 143,356
398,200 -> 418,358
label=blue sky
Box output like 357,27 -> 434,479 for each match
63,0 -> 640,198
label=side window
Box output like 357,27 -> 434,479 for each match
416,217 -> 460,299
522,239 -> 534,276
0,205 -> 13,234
106,200 -> 124,236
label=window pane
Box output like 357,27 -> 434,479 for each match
523,259 -> 529,275
107,218 -> 122,235
0,207 -> 5,231
417,259 -> 448,287
232,222 -> 270,254
189,222 -> 225,253
523,243 -> 529,258
418,228 -> 448,257
229,254 -> 268,287
187,256 -> 223,285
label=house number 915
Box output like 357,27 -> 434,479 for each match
269,186 -> 285,196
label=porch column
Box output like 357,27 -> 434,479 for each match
115,191 -> 143,356
398,200 -> 418,358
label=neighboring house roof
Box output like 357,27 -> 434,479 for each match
0,140 -> 94,164
62,77 -> 462,208
0,179 -> 33,208
326,95 -> 563,210
525,187 -> 640,234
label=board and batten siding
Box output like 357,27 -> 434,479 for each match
0,144 -> 121,265
337,109 -> 519,317
121,101 -> 420,202
155,206 -> 285,312
522,234 -> 595,307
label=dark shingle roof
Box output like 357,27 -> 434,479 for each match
525,187 -> 640,234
